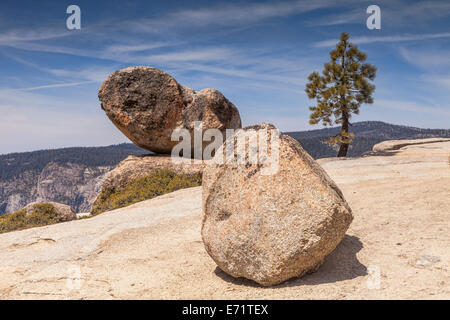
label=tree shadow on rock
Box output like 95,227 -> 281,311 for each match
362,150 -> 400,157
213,235 -> 367,288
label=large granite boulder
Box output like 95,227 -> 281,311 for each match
98,66 -> 242,155
201,123 -> 353,286
90,154 -> 206,214
24,202 -> 77,222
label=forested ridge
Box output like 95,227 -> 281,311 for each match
285,121 -> 450,158
0,144 -> 147,181
1,121 -> 449,181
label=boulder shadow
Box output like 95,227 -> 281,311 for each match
213,235 -> 367,288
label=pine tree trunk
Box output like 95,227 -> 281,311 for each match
337,112 -> 349,157
337,142 -> 349,157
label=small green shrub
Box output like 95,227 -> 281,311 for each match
0,203 -> 59,234
91,168 -> 202,215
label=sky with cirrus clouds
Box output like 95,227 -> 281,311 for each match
0,0 -> 449,154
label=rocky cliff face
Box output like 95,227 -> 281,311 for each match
0,162 -> 112,214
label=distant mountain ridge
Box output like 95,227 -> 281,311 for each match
286,121 -> 450,139
1,121 -> 449,215
285,121 -> 450,159
0,143 -> 148,181
0,144 -> 148,214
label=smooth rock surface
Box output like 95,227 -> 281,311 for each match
98,66 -> 242,155
0,140 -> 449,299
201,123 -> 353,286
372,138 -> 450,152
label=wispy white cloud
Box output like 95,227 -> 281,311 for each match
11,81 -> 95,91
398,47 -> 450,93
0,90 -> 127,154
1,40 -> 100,58
0,0 -> 355,51
128,0 -> 353,32
45,67 -> 118,83
375,99 -> 450,118
2,54 -> 117,85
313,32 -> 450,48
105,42 -> 171,54
399,47 -> 450,69
176,62 -> 306,87
422,75 -> 450,88
1,0 -> 449,153
6,46 -> 312,90
396,0 -> 450,21
0,0 -> 350,91
0,28 -> 71,44
309,0 -> 450,27
141,47 -> 238,63
306,8 -> 363,27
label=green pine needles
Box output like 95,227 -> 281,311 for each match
306,32 -> 377,157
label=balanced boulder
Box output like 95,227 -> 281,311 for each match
98,66 -> 242,155
201,123 -> 353,286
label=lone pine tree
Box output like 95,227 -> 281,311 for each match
305,32 -> 376,157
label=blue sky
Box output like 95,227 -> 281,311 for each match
0,0 -> 449,154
